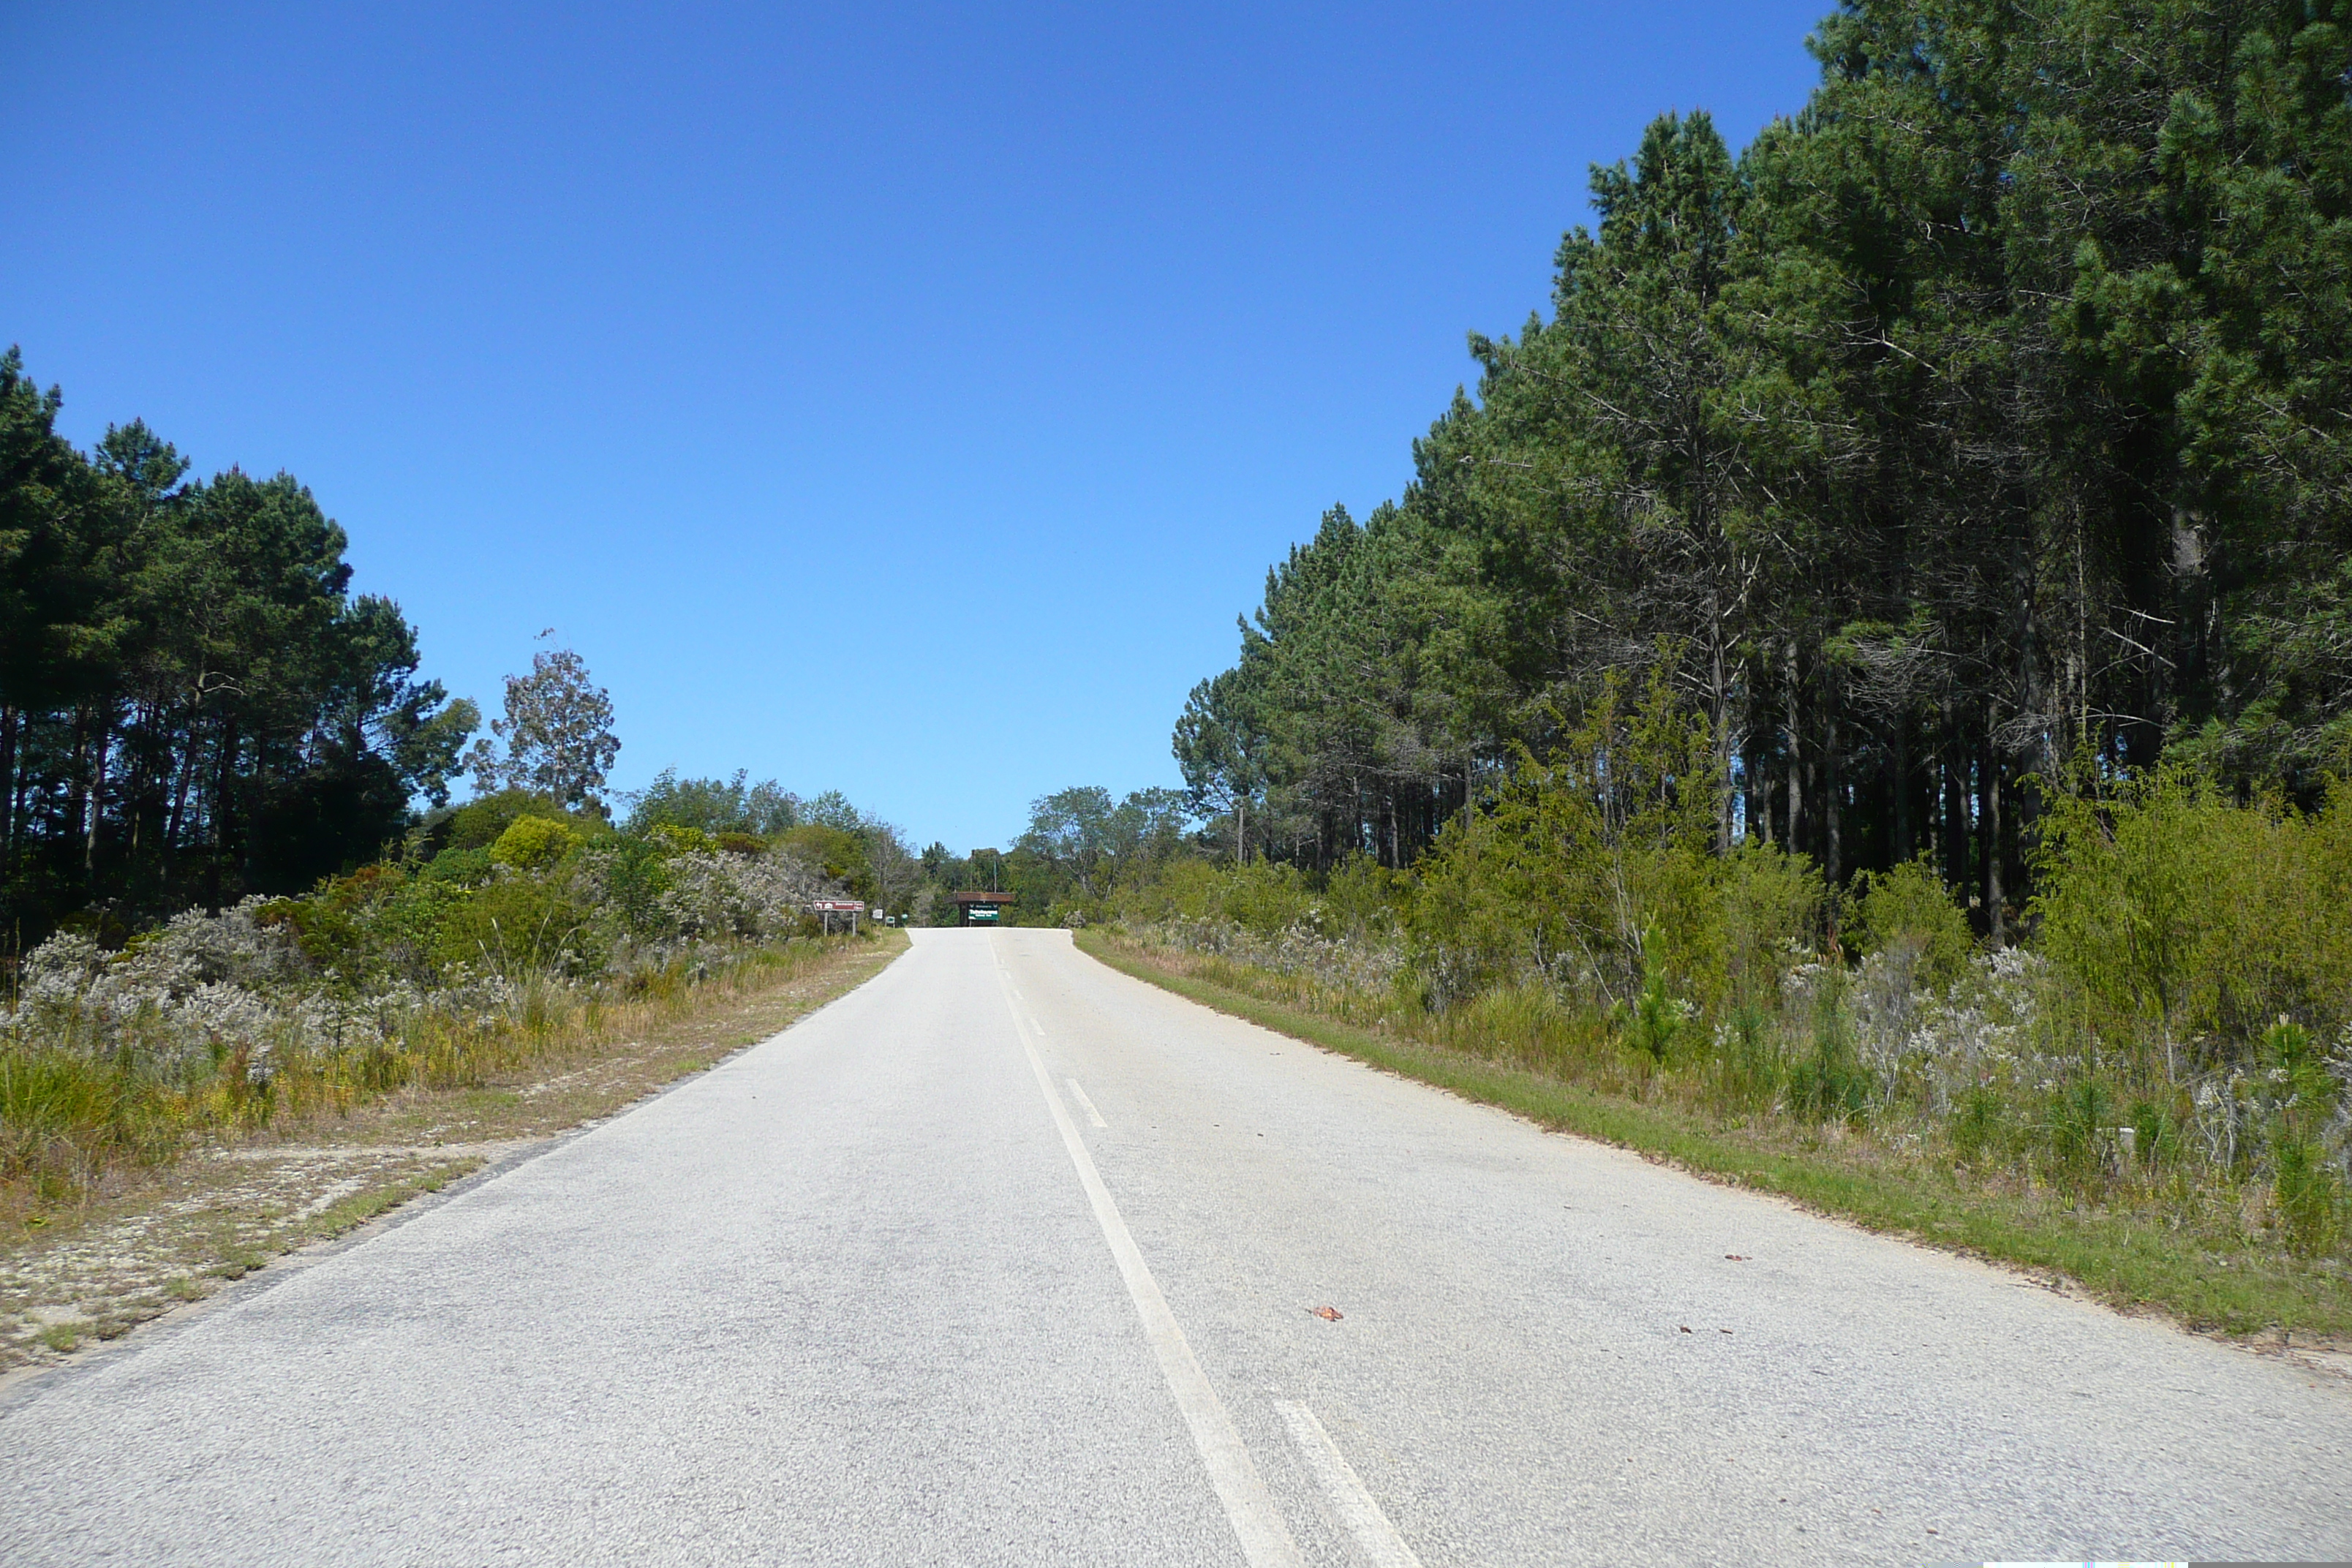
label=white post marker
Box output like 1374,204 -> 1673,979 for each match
991,944 -> 1304,1568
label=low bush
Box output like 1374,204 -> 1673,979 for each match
1099,744 -> 2352,1286
1,814 -> 867,1208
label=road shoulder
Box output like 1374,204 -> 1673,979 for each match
1074,925 -> 2352,1382
0,931 -> 907,1384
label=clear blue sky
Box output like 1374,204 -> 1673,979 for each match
5,1 -> 1828,853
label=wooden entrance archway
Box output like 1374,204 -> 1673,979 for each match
954,891 -> 1015,927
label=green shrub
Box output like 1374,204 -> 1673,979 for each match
1613,927 -> 1687,1063
780,824 -> 872,896
438,789 -> 570,853
2048,1078 -> 2119,1186
2033,770 -> 2352,1078
1113,857 -> 1224,924
1953,1085 -> 2004,1164
431,874 -> 603,977
1850,856 -> 1972,993
1706,1003 -> 1781,1109
2264,1017 -> 2335,1112
1783,969 -> 1869,1123
1408,666 -> 1728,1006
426,846 -> 495,885
646,823 -> 717,855
0,1050 -> 118,1157
1703,841 -> 1823,1012
1785,1032 -> 1869,1124
2272,1131 -> 2345,1258
1439,981 -> 1602,1076
263,862 -> 464,987
1318,855 -> 1411,936
2127,1096 -> 2174,1174
2257,1017 -> 2347,1256
1216,862 -> 1314,938
596,834 -> 671,933
490,815 -> 584,870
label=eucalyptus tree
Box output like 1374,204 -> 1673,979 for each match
625,769 -> 802,837
467,642 -> 620,810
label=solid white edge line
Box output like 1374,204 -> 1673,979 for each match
992,946 -> 1305,1568
1273,1401 -> 1425,1568
1067,1077 -> 1109,1130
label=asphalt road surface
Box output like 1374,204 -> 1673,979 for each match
5,927 -> 2349,1565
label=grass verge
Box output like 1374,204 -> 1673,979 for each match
1077,927 -> 2352,1343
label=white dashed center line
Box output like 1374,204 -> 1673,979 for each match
993,949 -> 1303,1568
1275,1400 -> 1424,1568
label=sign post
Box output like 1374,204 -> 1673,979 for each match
808,899 -> 867,935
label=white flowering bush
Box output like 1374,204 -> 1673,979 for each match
3,901 -> 320,1082
650,848 -> 830,941
1138,915 -> 1406,996
1836,946 -> 2048,1118
0,813 -> 867,1197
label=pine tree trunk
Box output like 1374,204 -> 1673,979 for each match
67,707 -> 91,880
84,715 -> 110,883
1891,719 -> 1911,866
1711,609 -> 1734,853
207,717 -> 238,913
1942,733 -> 1970,898
1981,733 -> 2004,946
1825,706 -> 1842,889
0,704 -> 15,855
1783,641 -> 1803,855
167,716 -> 197,856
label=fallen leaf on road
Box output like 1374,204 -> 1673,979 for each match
1309,1305 -> 1343,1322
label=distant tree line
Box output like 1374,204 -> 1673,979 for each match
1,351 -> 474,949
0,352 -> 934,954
1176,0 -> 2352,936
914,785 -> 1194,924
625,769 -> 927,915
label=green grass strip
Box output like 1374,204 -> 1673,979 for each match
1075,930 -> 2352,1339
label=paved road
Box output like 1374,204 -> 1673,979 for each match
5,928 -> 2349,1565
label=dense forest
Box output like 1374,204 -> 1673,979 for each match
0,350 -> 476,950
1176,0 -> 2352,938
